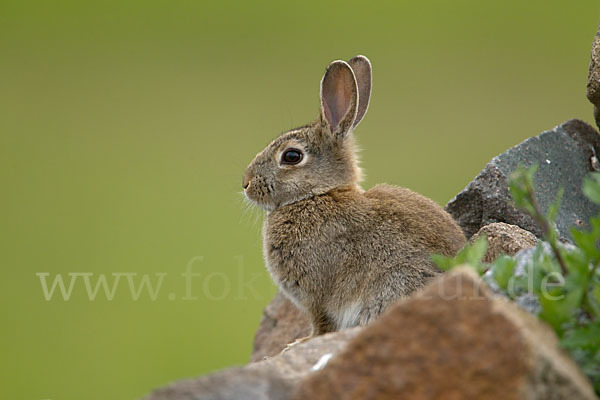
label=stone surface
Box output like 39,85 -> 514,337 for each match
144,328 -> 360,400
144,368 -> 291,400
294,268 -> 597,400
471,222 -> 538,263
446,119 -> 600,242
483,241 -> 577,315
251,291 -> 311,362
588,21 -> 600,129
249,327 -> 360,379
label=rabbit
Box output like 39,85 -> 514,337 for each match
242,55 -> 466,337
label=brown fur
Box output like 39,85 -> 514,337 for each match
243,56 -> 466,336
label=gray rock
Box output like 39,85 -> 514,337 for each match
144,368 -> 291,400
144,328 -> 360,400
446,119 -> 600,242
249,327 -> 360,380
587,20 -> 600,129
251,291 -> 310,362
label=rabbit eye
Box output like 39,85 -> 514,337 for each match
281,149 -> 303,165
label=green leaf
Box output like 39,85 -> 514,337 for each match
491,255 -> 517,291
508,164 -> 538,215
538,287 -> 583,336
561,322 -> 600,351
571,214 -> 600,265
563,249 -> 591,290
527,243 -> 562,295
583,172 -> 600,205
587,284 -> 600,320
547,187 -> 564,223
431,236 -> 488,273
594,284 -> 600,309
464,236 -> 488,267
430,253 -> 455,272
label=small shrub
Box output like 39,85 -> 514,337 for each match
433,166 -> 600,393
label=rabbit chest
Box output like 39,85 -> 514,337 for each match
261,189 -> 369,309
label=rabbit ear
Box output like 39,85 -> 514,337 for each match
320,60 -> 358,138
348,55 -> 372,127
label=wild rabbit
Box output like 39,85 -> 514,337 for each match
243,55 -> 466,337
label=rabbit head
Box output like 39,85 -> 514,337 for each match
243,56 -> 372,211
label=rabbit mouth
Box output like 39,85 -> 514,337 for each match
243,188 -> 276,212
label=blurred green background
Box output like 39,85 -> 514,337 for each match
1,0 -> 599,398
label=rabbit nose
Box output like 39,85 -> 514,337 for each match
242,171 -> 252,189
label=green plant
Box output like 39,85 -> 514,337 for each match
433,165 -> 600,393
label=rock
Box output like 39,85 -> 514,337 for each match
471,222 -> 538,263
251,291 -> 311,362
294,267 -> 597,400
249,328 -> 360,380
445,119 -> 600,242
144,368 -> 291,400
144,327 -> 360,400
588,21 -> 600,129
483,241 -> 577,315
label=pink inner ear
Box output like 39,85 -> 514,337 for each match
322,65 -> 354,131
348,56 -> 372,127
323,100 -> 333,128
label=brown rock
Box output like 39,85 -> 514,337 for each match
294,268 -> 596,400
471,222 -> 538,263
251,291 -> 311,362
588,20 -> 600,129
144,328 -> 360,400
